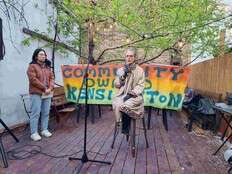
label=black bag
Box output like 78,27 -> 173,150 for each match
228,93 -> 232,105
187,94 -> 215,115
196,98 -> 215,115
187,94 -> 203,112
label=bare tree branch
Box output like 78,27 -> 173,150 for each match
181,40 -> 211,67
2,0 -> 11,20
109,17 -> 144,38
5,16 -> 21,53
95,37 -> 146,62
143,47 -> 148,61
100,58 -> 124,65
22,27 -> 87,58
157,13 -> 232,37
139,48 -> 171,65
5,1 -> 29,27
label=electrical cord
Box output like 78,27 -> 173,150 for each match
7,144 -> 109,160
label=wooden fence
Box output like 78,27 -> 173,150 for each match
188,53 -> 232,99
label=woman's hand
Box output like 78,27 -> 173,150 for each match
45,88 -> 52,95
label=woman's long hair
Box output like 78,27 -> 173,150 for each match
30,48 -> 51,68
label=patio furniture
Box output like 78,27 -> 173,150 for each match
186,95 -> 217,132
52,86 -> 102,124
183,90 -> 222,132
51,86 -> 77,124
213,103 -> 232,155
111,112 -> 149,157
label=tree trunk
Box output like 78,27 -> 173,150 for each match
88,22 -> 95,65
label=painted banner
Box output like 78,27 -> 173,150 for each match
61,64 -> 190,110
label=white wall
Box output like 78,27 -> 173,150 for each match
0,0 -> 78,128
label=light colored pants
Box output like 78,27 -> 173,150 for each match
30,94 -> 51,134
112,96 -> 124,122
112,94 -> 144,122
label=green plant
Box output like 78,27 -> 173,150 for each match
50,0 -> 231,64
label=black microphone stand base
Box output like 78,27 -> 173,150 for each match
69,152 -> 111,174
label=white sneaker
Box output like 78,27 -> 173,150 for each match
41,130 -> 52,138
31,133 -> 42,141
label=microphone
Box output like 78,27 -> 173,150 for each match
116,64 -> 130,80
123,64 -> 130,78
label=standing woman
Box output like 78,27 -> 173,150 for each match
27,48 -> 54,141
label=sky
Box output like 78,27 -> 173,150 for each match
222,0 -> 232,5
191,0 -> 232,63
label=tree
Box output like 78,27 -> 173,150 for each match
2,0 -> 232,65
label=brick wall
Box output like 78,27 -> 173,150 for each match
79,26 -> 191,65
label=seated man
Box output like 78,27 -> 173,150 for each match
112,47 -> 145,134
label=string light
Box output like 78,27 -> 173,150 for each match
126,38 -> 130,43
109,24 -> 113,29
144,34 -> 149,38
230,28 -> 232,36
178,40 -> 184,48
114,21 -> 118,27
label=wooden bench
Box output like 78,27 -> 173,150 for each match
111,112 -> 149,158
51,86 -> 77,126
51,86 -> 104,126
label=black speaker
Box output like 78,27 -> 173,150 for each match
0,17 -> 5,60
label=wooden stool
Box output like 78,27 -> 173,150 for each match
111,113 -> 149,157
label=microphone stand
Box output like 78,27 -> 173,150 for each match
68,58 -> 111,174
0,108 -> 19,168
